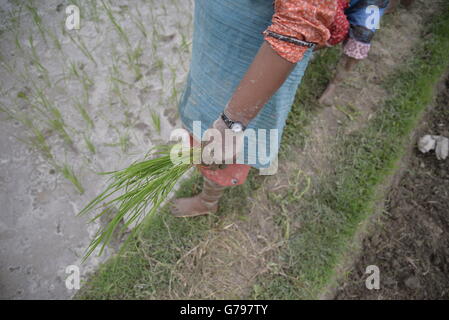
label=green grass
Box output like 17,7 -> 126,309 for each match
77,3 -> 449,300
76,169 -> 264,299
282,47 -> 341,152
75,46 -> 341,300
251,4 -> 449,299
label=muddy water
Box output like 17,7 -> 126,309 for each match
0,0 -> 193,299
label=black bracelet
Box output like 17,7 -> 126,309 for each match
264,30 -> 316,48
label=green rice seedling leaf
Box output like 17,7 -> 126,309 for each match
0,58 -> 15,75
46,27 -> 62,51
27,35 -> 51,85
74,100 -> 94,129
25,2 -> 47,44
119,134 -> 131,153
17,91 -> 27,99
150,110 -> 161,134
180,32 -> 192,52
24,121 -> 53,160
127,44 -> 143,80
86,0 -> 100,24
69,61 -> 80,78
67,33 -> 97,66
50,118 -> 73,146
132,13 -> 148,38
79,145 -> 200,261
60,164 -> 84,194
0,104 -> 54,160
83,134 -> 96,154
101,0 -> 130,47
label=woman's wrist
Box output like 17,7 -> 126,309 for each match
223,108 -> 251,128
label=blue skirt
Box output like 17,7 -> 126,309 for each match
178,0 -> 313,168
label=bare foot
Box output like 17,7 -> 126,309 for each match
171,195 -> 218,218
318,83 -> 336,105
386,0 -> 399,14
401,0 -> 415,10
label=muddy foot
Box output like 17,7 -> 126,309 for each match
171,195 -> 218,218
318,83 -> 336,105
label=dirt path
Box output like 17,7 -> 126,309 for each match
334,75 -> 449,300
161,0 -> 439,299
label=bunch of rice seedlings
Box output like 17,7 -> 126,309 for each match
79,144 -> 199,260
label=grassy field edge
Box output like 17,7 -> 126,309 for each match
76,3 -> 449,300
251,3 -> 449,299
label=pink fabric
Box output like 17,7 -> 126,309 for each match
327,0 -> 350,46
343,37 -> 371,59
263,0 -> 337,63
198,164 -> 250,187
188,135 -> 250,187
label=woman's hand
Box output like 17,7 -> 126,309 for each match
200,117 -> 244,168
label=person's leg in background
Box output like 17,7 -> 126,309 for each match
400,0 -> 415,9
386,0 -> 400,13
386,0 -> 415,13
319,0 -> 390,105
318,52 -> 359,105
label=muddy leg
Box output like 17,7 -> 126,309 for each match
400,0 -> 415,9
318,54 -> 359,105
171,176 -> 226,217
386,0 -> 400,14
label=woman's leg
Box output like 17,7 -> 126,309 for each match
400,0 -> 415,9
386,0 -> 400,14
171,175 -> 226,217
318,54 -> 359,105
171,164 -> 250,217
386,0 -> 414,14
